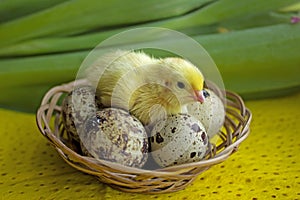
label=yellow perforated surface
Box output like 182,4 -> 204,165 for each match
0,92 -> 300,199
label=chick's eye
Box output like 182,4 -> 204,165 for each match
177,81 -> 185,89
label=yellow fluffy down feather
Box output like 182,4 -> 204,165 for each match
86,50 -> 206,126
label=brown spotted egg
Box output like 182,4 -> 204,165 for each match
80,108 -> 148,168
62,86 -> 99,144
150,113 -> 208,168
187,89 -> 225,139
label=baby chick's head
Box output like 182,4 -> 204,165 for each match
160,57 -> 207,105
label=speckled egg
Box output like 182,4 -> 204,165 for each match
80,108 -> 148,168
61,86 -> 98,143
150,113 -> 208,168
187,89 -> 225,139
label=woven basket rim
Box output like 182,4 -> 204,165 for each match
36,79 -> 252,193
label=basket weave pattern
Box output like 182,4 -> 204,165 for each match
36,80 -> 252,194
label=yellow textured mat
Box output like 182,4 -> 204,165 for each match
0,93 -> 300,200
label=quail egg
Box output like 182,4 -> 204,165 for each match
62,86 -> 99,143
80,108 -> 148,168
150,113 -> 208,168
187,89 -> 225,139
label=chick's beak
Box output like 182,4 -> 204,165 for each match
194,90 -> 206,103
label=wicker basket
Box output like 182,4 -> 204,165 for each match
36,79 -> 252,194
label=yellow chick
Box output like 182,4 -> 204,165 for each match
86,50 -> 206,126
